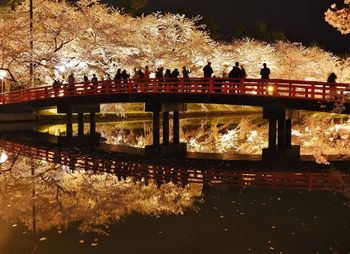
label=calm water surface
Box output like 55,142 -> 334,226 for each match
0,119 -> 349,254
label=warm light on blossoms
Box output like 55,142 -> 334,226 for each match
0,0 -> 348,85
325,1 -> 350,34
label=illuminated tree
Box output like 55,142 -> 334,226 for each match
325,0 -> 350,34
0,0 -> 348,85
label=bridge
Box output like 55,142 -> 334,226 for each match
1,77 -> 349,161
0,137 -> 349,192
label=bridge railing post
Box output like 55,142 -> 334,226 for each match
209,78 -> 213,94
180,78 -> 184,93
239,79 -> 244,94
311,84 -> 315,99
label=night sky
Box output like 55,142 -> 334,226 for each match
106,0 -> 350,54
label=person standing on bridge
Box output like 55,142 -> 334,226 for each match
182,66 -> 190,92
203,62 -> 213,92
259,63 -> 271,95
203,62 -> 213,78
260,63 -> 270,79
228,62 -> 241,93
240,64 -> 247,79
67,73 -> 75,96
52,79 -> 61,97
155,67 -> 164,91
327,72 -> 337,99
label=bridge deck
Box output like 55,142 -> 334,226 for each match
1,78 -> 349,111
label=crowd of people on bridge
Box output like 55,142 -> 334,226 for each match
50,61 -> 340,97
53,62 -> 271,88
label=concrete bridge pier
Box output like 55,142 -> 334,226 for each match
262,105 -> 300,163
57,104 -> 101,146
145,103 -> 187,155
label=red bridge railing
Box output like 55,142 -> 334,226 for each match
1,78 -> 349,105
1,139 -> 349,191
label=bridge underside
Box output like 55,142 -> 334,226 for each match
0,93 -> 347,114
0,93 -> 348,163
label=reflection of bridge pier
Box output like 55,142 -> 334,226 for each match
57,104 -> 100,146
145,103 -> 187,155
262,104 -> 300,162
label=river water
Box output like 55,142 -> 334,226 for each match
0,117 -> 349,254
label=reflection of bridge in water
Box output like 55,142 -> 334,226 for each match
2,77 -> 350,161
1,137 -> 349,192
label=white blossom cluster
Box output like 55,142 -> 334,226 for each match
0,0 -> 349,85
325,1 -> 350,34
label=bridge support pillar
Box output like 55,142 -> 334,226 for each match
89,112 -> 96,135
66,112 -> 73,138
145,103 -> 187,155
57,104 -> 100,146
78,113 -> 84,136
163,112 -> 169,145
152,111 -> 160,146
262,105 -> 300,163
173,111 -> 180,144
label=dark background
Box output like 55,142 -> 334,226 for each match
108,0 -> 350,54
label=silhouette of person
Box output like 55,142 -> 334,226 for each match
228,62 -> 241,79
240,65 -> 247,79
203,62 -> 213,92
133,68 -> 140,80
228,62 -> 241,93
164,69 -> 171,79
91,73 -> 98,83
52,79 -> 61,97
260,63 -> 271,79
114,69 -> 122,81
67,73 -> 75,95
259,63 -> 271,95
327,72 -> 337,98
91,73 -> 98,92
164,69 -> 172,92
121,70 -> 129,80
182,66 -> 190,78
327,72 -> 337,83
171,68 -> 180,90
155,67 -> 164,79
171,68 -> 180,78
138,69 -> 145,80
203,62 -> 213,78
155,67 -> 164,91
144,66 -> 150,80
182,66 -> 190,92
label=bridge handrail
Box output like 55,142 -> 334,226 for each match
0,138 -> 349,191
1,77 -> 349,105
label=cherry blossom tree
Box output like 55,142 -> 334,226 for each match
0,0 -> 349,86
325,0 -> 350,34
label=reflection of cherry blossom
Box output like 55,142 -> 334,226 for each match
0,158 -> 202,234
98,116 -> 350,164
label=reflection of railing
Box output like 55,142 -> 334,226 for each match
1,78 -> 349,105
1,139 -> 349,191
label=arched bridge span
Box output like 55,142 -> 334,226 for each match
1,77 -> 349,161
